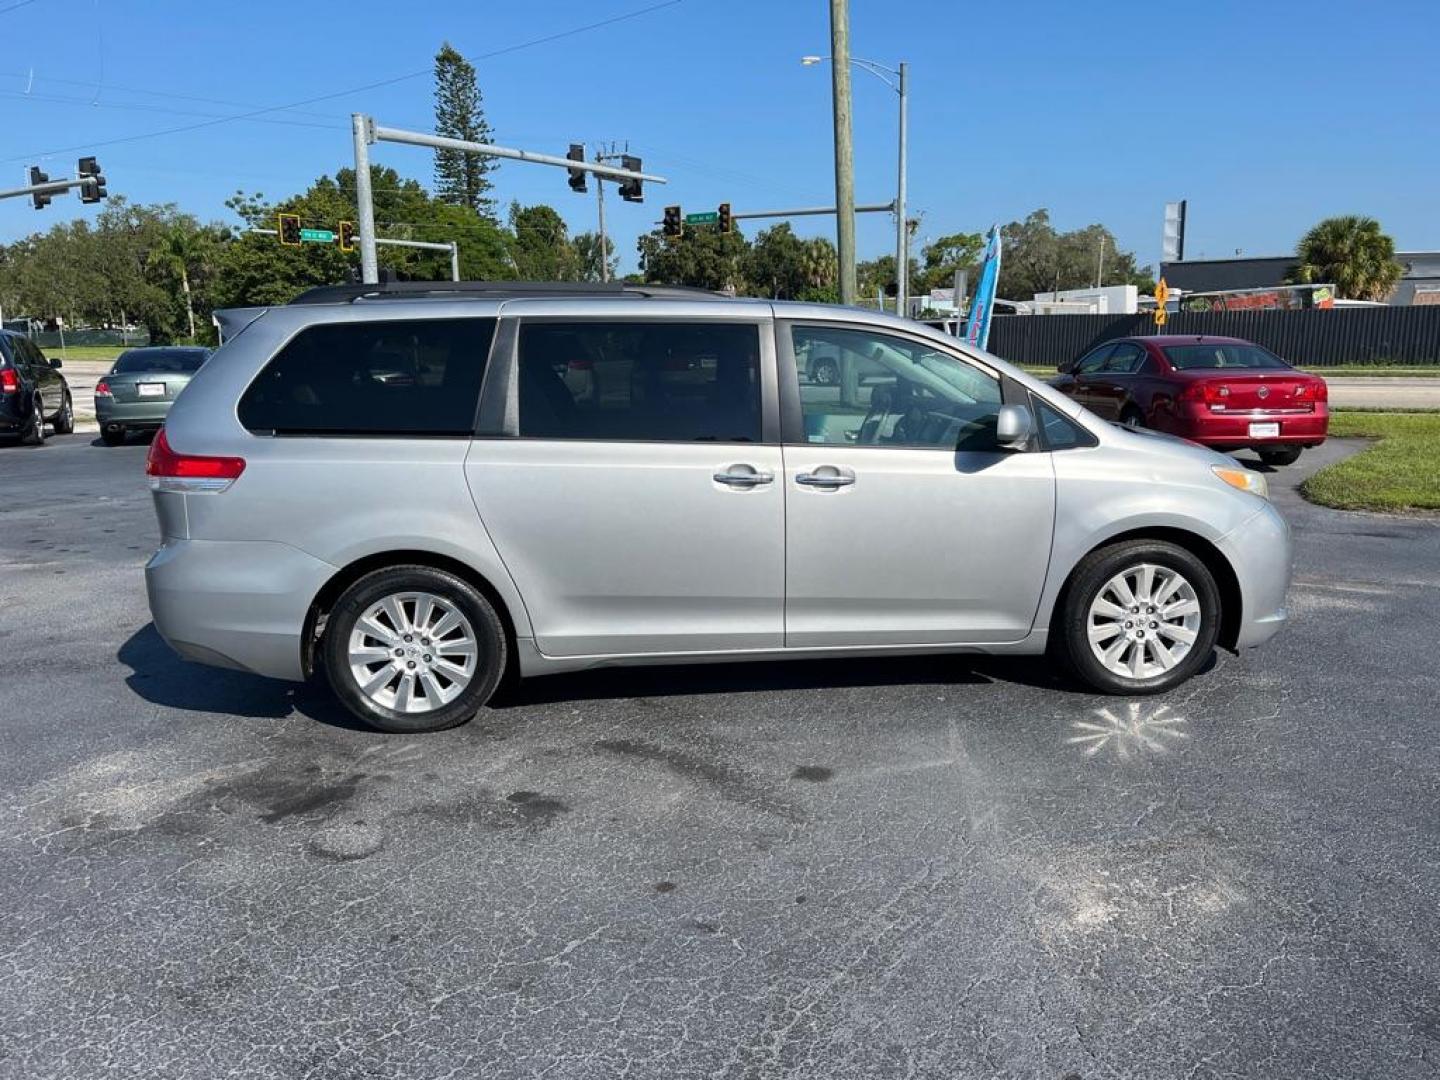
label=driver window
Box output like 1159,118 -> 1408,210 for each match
790,325 -> 1003,452
1074,346 -> 1112,375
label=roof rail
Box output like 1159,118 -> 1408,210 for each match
287,280 -> 725,305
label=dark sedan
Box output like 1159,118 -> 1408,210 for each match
94,346 -> 212,445
1051,335 -> 1329,466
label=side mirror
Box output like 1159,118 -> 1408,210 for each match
996,403 -> 1034,450
1056,358 -> 1075,374
49,357 -> 63,369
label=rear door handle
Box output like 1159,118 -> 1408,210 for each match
714,466 -> 774,487
796,470 -> 856,489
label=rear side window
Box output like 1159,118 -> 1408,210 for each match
239,318 -> 495,435
516,320 -> 762,442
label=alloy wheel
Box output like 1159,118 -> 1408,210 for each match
346,591 -> 479,714
1086,562 -> 1202,680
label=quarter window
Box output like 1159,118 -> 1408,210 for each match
238,318 -> 495,436
516,321 -> 762,443
791,325 -> 1004,452
1074,346 -> 1112,375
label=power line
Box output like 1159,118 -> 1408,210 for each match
0,88 -> 345,131
0,0 -> 46,15
3,0 -> 687,163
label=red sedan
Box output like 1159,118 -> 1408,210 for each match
1052,335 -> 1328,466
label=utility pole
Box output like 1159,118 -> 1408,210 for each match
592,143 -> 629,284
1096,235 -> 1106,288
352,114 -> 379,285
829,0 -> 856,305
895,61 -> 909,316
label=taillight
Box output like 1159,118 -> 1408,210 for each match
94,379 -> 112,397
0,368 -> 18,394
1179,382 -> 1230,406
567,359 -> 594,372
145,428 -> 245,492
1294,379 -> 1328,403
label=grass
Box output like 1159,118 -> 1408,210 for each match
43,344 -> 122,363
1302,412 -> 1440,511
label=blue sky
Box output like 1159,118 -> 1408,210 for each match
2,0 -> 1437,274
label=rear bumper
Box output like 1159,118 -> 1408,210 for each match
96,398 -> 172,427
1170,403 -> 1328,449
1217,501 -> 1293,649
145,537 -> 335,681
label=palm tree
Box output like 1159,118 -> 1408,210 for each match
146,223 -> 205,341
800,237 -> 838,290
1288,216 -> 1403,301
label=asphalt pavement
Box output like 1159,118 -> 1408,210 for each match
1,435 -> 1437,1079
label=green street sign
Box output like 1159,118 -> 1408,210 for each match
299,228 -> 335,244
684,211 -> 718,225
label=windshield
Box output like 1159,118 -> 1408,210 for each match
113,349 -> 209,374
1163,343 -> 1289,371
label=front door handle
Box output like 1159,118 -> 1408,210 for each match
714,466 -> 774,488
796,470 -> 856,489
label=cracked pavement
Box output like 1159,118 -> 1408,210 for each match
1,435 -> 1437,1078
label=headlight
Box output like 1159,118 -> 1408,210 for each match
1212,465 -> 1269,500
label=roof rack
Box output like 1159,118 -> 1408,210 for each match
287,280 -> 725,305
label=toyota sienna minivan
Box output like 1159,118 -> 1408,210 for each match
144,282 -> 1291,733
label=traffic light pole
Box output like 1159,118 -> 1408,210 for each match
352,114 -> 666,284
250,228 -> 460,281
0,177 -> 89,203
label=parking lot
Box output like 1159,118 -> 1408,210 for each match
2,434 -> 1438,1078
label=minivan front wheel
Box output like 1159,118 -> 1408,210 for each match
322,566 -> 507,733
1059,540 -> 1220,695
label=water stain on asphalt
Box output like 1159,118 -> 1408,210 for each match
790,765 -> 834,782
595,738 -> 803,823
654,881 -> 677,894
504,790 -> 570,824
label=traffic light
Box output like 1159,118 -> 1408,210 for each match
663,205 -> 682,239
338,220 -> 356,253
277,213 -> 302,247
29,167 -> 51,210
566,144 -> 587,193
718,202 -> 732,234
618,155 -> 643,202
77,156 -> 106,204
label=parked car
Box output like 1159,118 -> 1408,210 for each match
0,328 -> 74,445
95,346 -> 213,445
145,282 -> 1291,733
1050,335 -> 1328,467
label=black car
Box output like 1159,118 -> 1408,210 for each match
0,329 -> 74,445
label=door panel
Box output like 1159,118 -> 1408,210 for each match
466,314 -> 784,658
782,445 -> 1055,646
780,322 -> 1056,648
468,441 -> 784,656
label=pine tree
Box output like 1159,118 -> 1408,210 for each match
433,43 -> 496,220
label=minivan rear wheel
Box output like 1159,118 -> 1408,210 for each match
322,565 -> 507,733
1058,539 -> 1220,695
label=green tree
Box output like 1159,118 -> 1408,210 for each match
508,203 -> 578,280
1288,215 -> 1403,301
745,223 -> 807,298
433,43 -> 496,220
639,225 -> 748,291
145,221 -> 212,341
916,231 -> 983,294
571,231 -> 617,282
997,209 -> 1151,299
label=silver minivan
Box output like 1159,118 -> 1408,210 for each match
145,282 -> 1291,733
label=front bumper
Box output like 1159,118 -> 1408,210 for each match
145,538 -> 336,681
1216,500 -> 1293,649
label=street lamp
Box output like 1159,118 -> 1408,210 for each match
804,53 -> 909,315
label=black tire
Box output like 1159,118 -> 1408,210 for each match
1120,406 -> 1145,430
20,397 -> 45,446
812,359 -> 839,386
322,565 -> 507,734
1258,446 -> 1302,468
1058,539 -> 1221,696
53,391 -> 74,435
101,427 -> 126,446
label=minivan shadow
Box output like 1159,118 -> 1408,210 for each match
117,623 -> 368,731
492,652 -> 1080,708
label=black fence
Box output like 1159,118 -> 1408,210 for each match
984,306 -> 1440,369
